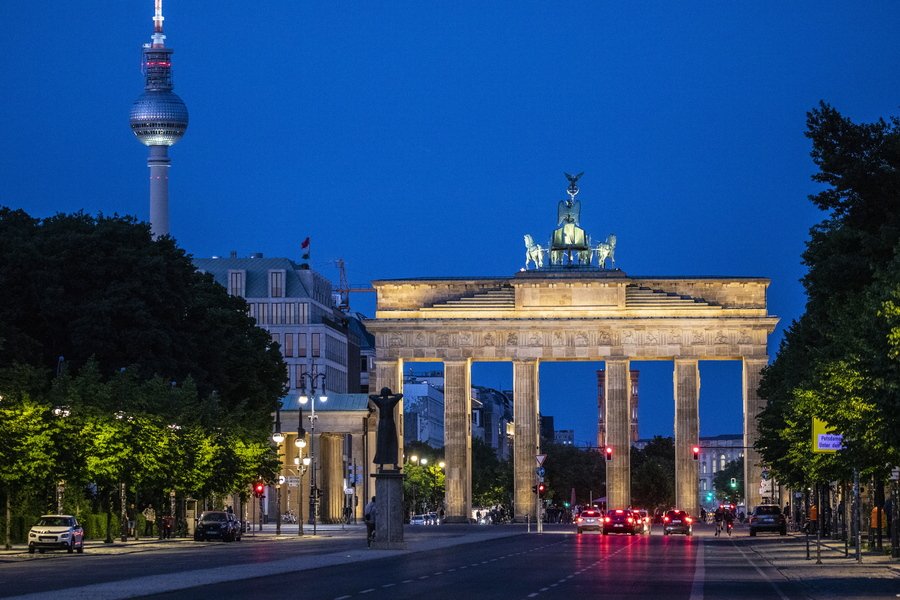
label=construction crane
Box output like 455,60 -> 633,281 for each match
333,258 -> 374,312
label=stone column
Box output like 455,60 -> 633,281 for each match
320,433 -> 344,523
743,357 -> 768,510
351,432 -> 366,521
443,359 -> 472,522
605,360 -> 631,508
513,359 -> 539,521
674,359 -> 700,517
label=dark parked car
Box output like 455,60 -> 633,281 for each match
748,504 -> 787,536
662,510 -> 693,536
602,509 -> 641,535
194,511 -> 242,542
575,509 -> 604,534
27,515 -> 85,554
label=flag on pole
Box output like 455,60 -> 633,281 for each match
301,237 -> 310,249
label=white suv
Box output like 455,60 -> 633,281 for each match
28,515 -> 85,554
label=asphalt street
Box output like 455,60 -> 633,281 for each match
0,523 -> 897,600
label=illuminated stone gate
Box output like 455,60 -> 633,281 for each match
366,272 -> 778,521
365,176 -> 778,521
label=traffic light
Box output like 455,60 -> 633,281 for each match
730,477 -> 737,489
706,491 -> 714,502
537,482 -> 547,497
253,481 -> 265,498
692,446 -> 700,460
532,485 -> 538,494
605,446 -> 613,461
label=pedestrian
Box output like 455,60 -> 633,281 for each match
162,514 -> 174,539
364,496 -> 376,547
142,504 -> 156,537
126,503 -> 136,538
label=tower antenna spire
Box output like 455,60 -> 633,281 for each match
154,0 -> 164,33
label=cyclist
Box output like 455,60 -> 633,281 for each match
724,507 -> 735,536
714,505 -> 725,536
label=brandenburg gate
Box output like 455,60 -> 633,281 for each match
365,175 -> 778,521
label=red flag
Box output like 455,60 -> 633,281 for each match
301,237 -> 310,249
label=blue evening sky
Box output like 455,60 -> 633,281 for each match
3,2 -> 899,444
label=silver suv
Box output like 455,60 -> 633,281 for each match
28,515 -> 85,554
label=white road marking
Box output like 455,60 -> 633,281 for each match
689,538 -> 704,600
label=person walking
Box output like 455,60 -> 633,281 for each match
126,503 -> 136,539
364,496 -> 377,547
142,505 -> 156,537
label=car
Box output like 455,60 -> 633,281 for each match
748,504 -> 787,536
602,509 -> 641,535
410,514 -> 426,525
633,509 -> 652,534
662,510 -> 693,536
28,515 -> 85,554
575,509 -> 603,534
194,511 -> 242,542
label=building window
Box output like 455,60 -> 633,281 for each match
719,454 -> 726,471
271,332 -> 280,347
360,356 -> 368,372
272,303 -> 284,325
228,270 -> 245,297
701,462 -> 707,474
269,271 -> 285,298
283,334 -> 293,358
299,302 -> 309,324
298,333 -> 307,357
701,479 -> 707,491
311,333 -> 321,358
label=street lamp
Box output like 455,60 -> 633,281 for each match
298,366 -> 326,534
295,407 -> 307,536
271,401 -> 286,534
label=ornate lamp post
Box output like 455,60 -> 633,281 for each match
272,401 -> 285,535
298,367 -> 326,535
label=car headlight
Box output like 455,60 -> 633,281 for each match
29,532 -> 36,538
60,532 -> 70,538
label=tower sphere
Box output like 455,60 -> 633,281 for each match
130,90 -> 189,147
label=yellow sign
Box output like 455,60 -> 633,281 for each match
812,418 -> 843,453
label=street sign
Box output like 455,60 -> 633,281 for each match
536,467 -> 545,478
278,475 -> 286,485
891,466 -> 900,481
286,476 -> 300,487
761,470 -> 770,480
536,454 -> 547,466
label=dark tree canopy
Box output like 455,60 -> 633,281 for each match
0,208 -> 286,431
756,103 -> 900,483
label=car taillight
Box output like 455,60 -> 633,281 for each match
663,517 -> 670,523
685,517 -> 693,523
604,516 -> 611,523
576,517 -> 583,523
626,517 -> 634,523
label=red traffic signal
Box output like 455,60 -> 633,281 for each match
692,446 -> 700,460
253,482 -> 265,497
605,446 -> 613,461
537,482 -> 547,497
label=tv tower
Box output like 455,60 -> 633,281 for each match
129,0 -> 188,238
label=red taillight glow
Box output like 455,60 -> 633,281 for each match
576,517 -> 583,523
604,516 -> 611,523
685,517 -> 693,523
626,517 -> 634,524
663,516 -> 670,523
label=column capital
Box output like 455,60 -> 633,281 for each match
443,358 -> 471,368
674,357 -> 699,367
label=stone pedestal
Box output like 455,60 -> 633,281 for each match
372,471 -> 406,550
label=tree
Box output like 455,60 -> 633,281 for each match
0,209 -> 287,525
757,103 -> 900,483
631,436 -> 675,510
712,459 -> 744,503
542,443 -> 604,506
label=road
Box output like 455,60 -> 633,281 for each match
1,525 -> 896,599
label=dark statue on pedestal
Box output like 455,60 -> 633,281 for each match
369,387 -> 403,470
